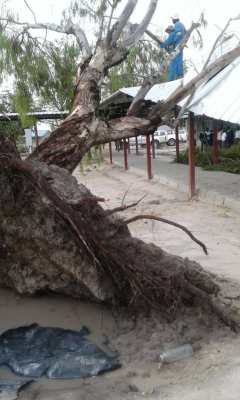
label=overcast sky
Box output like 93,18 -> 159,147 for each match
2,0 -> 239,130
4,0 -> 240,71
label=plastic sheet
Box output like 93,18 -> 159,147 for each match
0,324 -> 120,379
0,379 -> 33,400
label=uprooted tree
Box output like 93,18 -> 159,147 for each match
1,0 -> 240,330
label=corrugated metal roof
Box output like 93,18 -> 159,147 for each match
0,111 -> 69,121
102,57 -> 240,124
120,79 -> 183,102
187,58 -> 240,124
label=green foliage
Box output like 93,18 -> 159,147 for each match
220,143 -> 240,160
0,23 -> 79,113
177,144 -> 240,174
0,91 -> 23,141
106,41 -> 166,95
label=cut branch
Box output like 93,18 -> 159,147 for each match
124,214 -> 208,255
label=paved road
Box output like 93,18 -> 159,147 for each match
109,149 -> 240,210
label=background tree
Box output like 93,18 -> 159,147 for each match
1,0 -> 240,330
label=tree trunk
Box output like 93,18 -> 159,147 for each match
1,38 -> 240,331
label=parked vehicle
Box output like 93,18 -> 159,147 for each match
128,126 -> 187,148
153,126 -> 187,147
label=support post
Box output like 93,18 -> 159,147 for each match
212,127 -> 219,164
34,123 -> 39,148
175,108 -> 180,162
146,134 -> 153,180
175,125 -> 180,162
188,112 -> 196,199
128,139 -> 131,154
123,139 -> 128,170
135,136 -> 139,155
152,133 -> 156,159
109,142 -> 113,164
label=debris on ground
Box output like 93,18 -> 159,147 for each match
0,379 -> 33,400
0,324 -> 120,379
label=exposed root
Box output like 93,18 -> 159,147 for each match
124,214 -> 208,255
1,149 -> 240,332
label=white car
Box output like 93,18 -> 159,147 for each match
128,127 -> 187,148
153,127 -> 187,147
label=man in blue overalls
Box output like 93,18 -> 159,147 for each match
160,14 -> 186,81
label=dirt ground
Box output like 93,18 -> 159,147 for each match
1,162 -> 240,399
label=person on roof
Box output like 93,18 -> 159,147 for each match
160,14 -> 186,81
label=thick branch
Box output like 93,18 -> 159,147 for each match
145,29 -> 162,46
66,23 -> 92,57
123,0 -> 158,48
0,17 -> 92,57
94,116 -> 156,145
124,214 -> 208,255
111,0 -> 138,45
149,44 -> 240,121
203,15 -> 240,69
127,22 -> 200,117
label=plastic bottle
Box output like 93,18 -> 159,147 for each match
159,344 -> 194,364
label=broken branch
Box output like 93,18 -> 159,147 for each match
124,214 -> 208,255
107,194 -> 147,215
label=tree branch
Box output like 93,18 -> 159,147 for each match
94,116 -> 156,145
127,22 -> 200,117
110,0 -> 138,45
106,194 -> 147,215
0,17 -> 92,57
124,214 -> 208,255
203,15 -> 240,69
122,0 -> 158,48
149,44 -> 240,122
174,15 -> 240,128
66,23 -> 92,57
23,0 -> 37,23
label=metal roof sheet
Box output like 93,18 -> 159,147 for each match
102,57 -> 240,124
187,58 -> 240,124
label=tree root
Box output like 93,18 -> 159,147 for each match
1,152 -> 240,332
125,214 -> 208,255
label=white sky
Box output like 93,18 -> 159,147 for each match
4,0 -> 240,71
2,0 -> 240,123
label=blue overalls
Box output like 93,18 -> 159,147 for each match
160,21 -> 186,81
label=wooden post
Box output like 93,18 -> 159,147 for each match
152,133 -> 156,159
34,124 -> 39,148
175,125 -> 180,162
146,134 -> 153,180
188,112 -> 196,199
212,127 -> 219,164
123,139 -> 128,170
109,142 -> 113,164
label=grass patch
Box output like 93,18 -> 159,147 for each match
177,144 -> 240,174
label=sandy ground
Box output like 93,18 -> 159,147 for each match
1,162 -> 240,399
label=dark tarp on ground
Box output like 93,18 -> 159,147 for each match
0,324 -> 120,379
0,379 -> 33,400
